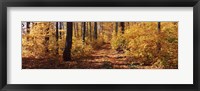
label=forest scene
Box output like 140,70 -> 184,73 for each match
22,22 -> 178,69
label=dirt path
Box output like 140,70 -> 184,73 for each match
22,43 -> 143,69
71,43 -> 137,69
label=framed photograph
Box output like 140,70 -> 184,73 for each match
0,0 -> 199,91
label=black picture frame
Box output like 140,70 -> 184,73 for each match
0,0 -> 199,91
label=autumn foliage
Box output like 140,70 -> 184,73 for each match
22,22 -> 178,69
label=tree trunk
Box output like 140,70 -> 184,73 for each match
59,22 -> 63,30
94,22 -> 97,39
81,23 -> 83,37
158,22 -> 161,33
27,22 -> 30,29
89,22 -> 92,40
115,22 -> 118,35
85,22 -> 88,37
101,22 -> 103,33
63,22 -> 73,61
120,22 -> 125,34
82,22 -> 86,43
97,22 -> 101,34
87,22 -> 89,36
76,22 -> 79,37
27,22 -> 30,33
157,22 -> 161,52
73,23 -> 76,37
56,22 -> 59,55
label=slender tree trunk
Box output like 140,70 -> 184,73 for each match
81,23 -> 83,38
27,22 -> 30,29
85,22 -> 88,37
89,22 -> 92,40
58,22 -> 63,39
120,22 -> 125,34
73,23 -> 76,37
82,22 -> 86,43
94,22 -> 98,39
157,22 -> 161,53
59,22 -> 63,30
27,22 -> 30,33
97,22 -> 101,34
56,22 -> 59,55
115,22 -> 118,35
76,22 -> 79,37
87,22 -> 89,36
158,22 -> 161,33
63,22 -> 73,61
101,22 -> 104,34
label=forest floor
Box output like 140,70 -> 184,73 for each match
22,43 -> 151,69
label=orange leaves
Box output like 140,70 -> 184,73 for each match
111,22 -> 178,68
22,22 -> 178,69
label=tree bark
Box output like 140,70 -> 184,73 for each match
89,22 -> 92,40
157,22 -> 161,52
82,22 -> 86,43
115,22 -> 118,35
63,22 -> 73,61
56,22 -> 59,55
76,23 -> 79,37
120,22 -> 125,34
94,22 -> 97,39
59,22 -> 63,30
86,22 -> 88,36
158,22 -> 161,33
27,22 -> 30,33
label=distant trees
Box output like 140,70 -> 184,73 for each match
72,22 -> 79,37
25,22 -> 163,61
63,22 -> 73,61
